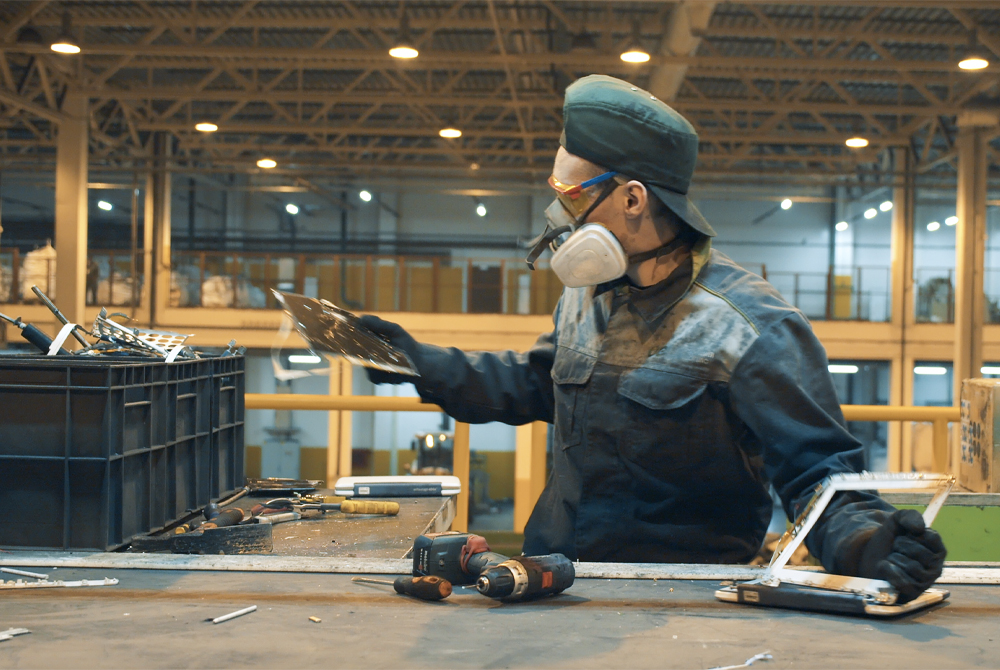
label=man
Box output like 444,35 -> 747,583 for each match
361,75 -> 945,603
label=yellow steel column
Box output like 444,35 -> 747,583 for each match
326,359 -> 354,485
514,421 -> 548,533
888,148 -> 914,472
452,421 -> 471,532
953,112 -> 996,472
54,91 -> 88,327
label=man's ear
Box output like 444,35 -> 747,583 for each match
624,180 -> 647,217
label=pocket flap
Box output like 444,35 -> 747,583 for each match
618,367 -> 708,410
551,347 -> 596,385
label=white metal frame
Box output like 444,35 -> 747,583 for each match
764,472 -> 955,604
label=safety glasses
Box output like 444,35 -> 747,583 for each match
548,171 -> 623,219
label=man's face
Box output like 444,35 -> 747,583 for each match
551,147 -> 641,254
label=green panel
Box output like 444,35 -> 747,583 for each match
899,505 -> 1000,561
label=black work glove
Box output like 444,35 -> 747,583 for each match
357,314 -> 425,385
855,509 -> 947,604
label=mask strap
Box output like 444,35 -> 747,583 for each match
627,234 -> 688,265
525,224 -> 574,270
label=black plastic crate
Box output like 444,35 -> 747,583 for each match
0,355 -> 245,550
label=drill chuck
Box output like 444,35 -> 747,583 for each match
475,554 -> 575,602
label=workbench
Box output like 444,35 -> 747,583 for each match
0,567 -> 998,668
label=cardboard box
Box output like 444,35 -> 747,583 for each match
960,378 -> 1000,492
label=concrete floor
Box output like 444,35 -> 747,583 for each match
1,568 -> 997,669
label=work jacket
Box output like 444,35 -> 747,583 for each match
413,240 -> 896,569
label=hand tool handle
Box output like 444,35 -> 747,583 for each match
394,576 -> 452,601
31,285 -> 89,346
18,324 -> 68,355
200,508 -> 244,530
340,500 -> 400,515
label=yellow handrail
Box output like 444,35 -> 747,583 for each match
245,395 -> 963,532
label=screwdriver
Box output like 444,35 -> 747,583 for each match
0,312 -> 69,355
351,575 -> 452,601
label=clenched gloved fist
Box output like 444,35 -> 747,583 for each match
856,508 -> 947,604
357,314 -> 425,385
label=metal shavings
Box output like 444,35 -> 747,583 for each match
709,652 -> 773,670
0,628 -> 30,642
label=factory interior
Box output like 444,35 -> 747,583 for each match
0,1 -> 999,668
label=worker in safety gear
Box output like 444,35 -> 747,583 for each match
360,75 -> 946,603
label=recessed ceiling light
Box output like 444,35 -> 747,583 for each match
914,366 -> 947,375
828,364 -> 859,374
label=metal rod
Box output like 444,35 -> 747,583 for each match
209,605 -> 256,624
0,567 -> 48,580
351,577 -> 394,586
31,285 -> 89,346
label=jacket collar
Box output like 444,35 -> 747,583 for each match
595,236 -> 712,324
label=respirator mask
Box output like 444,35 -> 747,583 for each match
525,172 -> 679,288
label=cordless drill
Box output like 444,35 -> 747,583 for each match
476,554 -> 575,602
412,532 -> 508,586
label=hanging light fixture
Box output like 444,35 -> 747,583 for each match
439,127 -> 462,139
845,136 -> 869,148
389,7 -> 419,59
958,30 -> 990,71
50,13 -> 80,54
257,158 -> 277,169
195,122 -> 218,132
620,21 -> 650,63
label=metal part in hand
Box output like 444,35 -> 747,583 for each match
273,290 -> 418,376
765,472 -> 954,604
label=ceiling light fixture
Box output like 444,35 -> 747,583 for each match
97,200 -> 113,211
946,216 -> 958,226
476,202 -> 487,217
620,22 -> 650,63
285,203 -> 299,215
845,137 -> 869,148
982,366 -> 1000,375
359,190 -> 373,202
195,122 -> 218,132
780,198 -> 792,210
880,201 -> 893,212
835,221 -> 848,232
288,354 -> 321,364
959,30 -> 990,70
389,8 -> 419,59
914,366 -> 947,376
50,13 -> 80,54
927,221 -> 941,231
257,158 -> 277,169
439,127 -> 462,139
864,208 -> 877,219
828,364 -> 859,374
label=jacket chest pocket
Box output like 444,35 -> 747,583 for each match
551,347 -> 596,449
616,367 -> 716,473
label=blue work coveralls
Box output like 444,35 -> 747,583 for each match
412,239 -> 896,570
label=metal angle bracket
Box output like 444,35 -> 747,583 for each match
763,472 -> 955,605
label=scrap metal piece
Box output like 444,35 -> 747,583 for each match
273,290 -> 418,376
208,605 -> 256,624
0,628 -> 30,642
32,285 -> 89,346
247,477 -> 322,494
709,652 -> 772,670
0,578 -> 118,589
0,567 -> 48,580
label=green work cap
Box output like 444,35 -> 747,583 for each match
560,75 -> 716,237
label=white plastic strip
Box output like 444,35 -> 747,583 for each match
165,344 -> 186,363
47,322 -> 78,355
